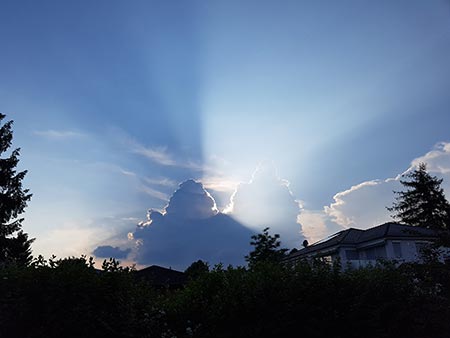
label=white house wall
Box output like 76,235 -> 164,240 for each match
338,239 -> 432,268
385,240 -> 422,262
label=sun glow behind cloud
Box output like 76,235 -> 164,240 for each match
210,162 -> 304,247
4,0 -> 450,267
196,1 -> 450,203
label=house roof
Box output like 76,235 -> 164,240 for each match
287,223 -> 439,260
135,265 -> 187,286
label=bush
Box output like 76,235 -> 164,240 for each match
1,257 -> 450,338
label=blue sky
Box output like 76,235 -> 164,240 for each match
1,0 -> 450,268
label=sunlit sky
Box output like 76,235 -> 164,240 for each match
2,1 -> 450,268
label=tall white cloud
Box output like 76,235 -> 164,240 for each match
120,180 -> 255,270
225,163 -> 304,248
163,180 -> 219,220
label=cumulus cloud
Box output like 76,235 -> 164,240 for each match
411,142 -> 450,186
323,179 -> 399,229
93,246 -> 131,259
225,163 -> 304,248
164,180 -> 218,219
299,176 -> 400,242
117,180 -> 255,270
92,142 -> 450,268
115,168 -> 307,269
202,176 -> 240,193
297,210 -> 344,244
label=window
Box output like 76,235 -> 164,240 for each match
393,242 -> 402,258
365,246 -> 387,260
345,250 -> 359,260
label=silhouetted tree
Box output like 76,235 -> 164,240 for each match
245,227 -> 288,268
388,163 -> 450,230
0,114 -> 33,265
289,248 -> 298,255
185,259 -> 209,280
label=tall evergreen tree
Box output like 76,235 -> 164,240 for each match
0,114 -> 33,265
388,163 -> 450,230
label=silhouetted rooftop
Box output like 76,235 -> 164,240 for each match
287,223 -> 439,260
135,265 -> 187,287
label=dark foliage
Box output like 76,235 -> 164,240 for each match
0,114 -> 33,266
165,261 -> 450,338
185,259 -> 209,280
0,256 -> 162,338
1,256 -> 450,337
245,227 -> 288,269
388,163 -> 450,230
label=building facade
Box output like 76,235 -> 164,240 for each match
285,223 -> 449,268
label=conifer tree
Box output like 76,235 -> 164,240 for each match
388,163 -> 450,230
0,114 -> 33,265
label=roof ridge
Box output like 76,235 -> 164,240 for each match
307,229 -> 347,246
384,223 -> 390,237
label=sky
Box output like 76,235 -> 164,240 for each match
1,0 -> 450,269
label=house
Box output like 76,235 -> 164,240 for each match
285,222 -> 449,268
135,265 -> 187,288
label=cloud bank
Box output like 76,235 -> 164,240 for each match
93,142 -> 450,268
125,180 -> 255,269
94,168 -> 306,269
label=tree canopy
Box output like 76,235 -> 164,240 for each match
185,259 -> 210,280
245,227 -> 288,268
388,163 -> 450,230
0,114 -> 33,265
